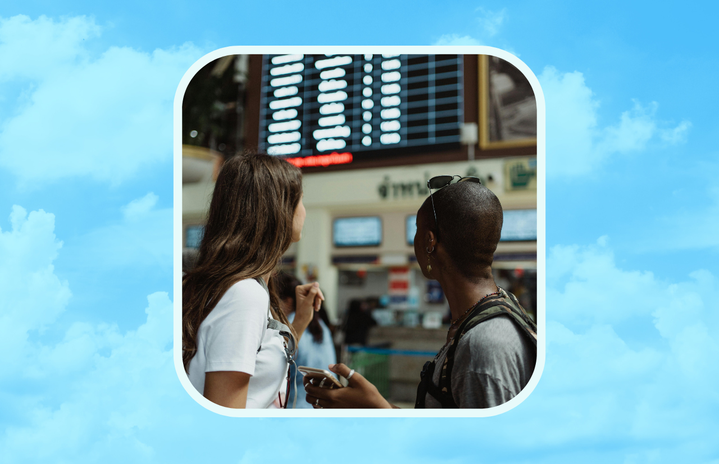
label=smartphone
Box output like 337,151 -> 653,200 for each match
298,366 -> 343,389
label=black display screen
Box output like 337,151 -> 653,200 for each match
258,54 -> 463,167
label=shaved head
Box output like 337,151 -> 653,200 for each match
420,181 -> 503,278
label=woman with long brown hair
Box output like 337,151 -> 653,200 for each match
183,153 -> 323,409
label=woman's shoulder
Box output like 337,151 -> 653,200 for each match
457,315 -> 532,363
226,278 -> 266,294
197,278 -> 271,334
214,278 -> 269,312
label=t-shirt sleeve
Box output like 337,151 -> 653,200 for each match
202,280 -> 269,376
452,369 -> 514,408
451,315 -> 532,408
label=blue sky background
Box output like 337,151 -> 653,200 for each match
1,2 -> 718,463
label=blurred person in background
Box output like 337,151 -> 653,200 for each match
275,271 -> 337,409
305,178 -> 537,409
342,299 -> 377,346
182,153 -> 324,409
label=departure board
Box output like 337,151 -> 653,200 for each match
258,54 -> 463,167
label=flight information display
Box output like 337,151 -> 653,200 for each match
333,217 -> 382,247
258,54 -> 463,167
500,209 -> 537,241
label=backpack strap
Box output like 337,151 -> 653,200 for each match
416,288 -> 537,408
415,359 -> 457,408
254,277 -> 299,408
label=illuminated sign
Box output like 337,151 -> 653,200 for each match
259,54 -> 463,165
285,152 -> 352,168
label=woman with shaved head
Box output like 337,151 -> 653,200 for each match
305,176 -> 537,409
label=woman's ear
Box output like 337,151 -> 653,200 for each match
424,230 -> 437,252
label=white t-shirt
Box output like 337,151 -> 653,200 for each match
187,279 -> 289,408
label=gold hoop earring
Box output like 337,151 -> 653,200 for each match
426,251 -> 433,274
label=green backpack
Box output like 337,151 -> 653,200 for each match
415,289 -> 537,408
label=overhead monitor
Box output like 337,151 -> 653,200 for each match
406,214 -> 417,246
500,209 -> 537,241
333,216 -> 382,247
185,225 -> 204,249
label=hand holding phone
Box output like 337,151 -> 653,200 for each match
303,363 -> 393,409
298,366 -> 343,389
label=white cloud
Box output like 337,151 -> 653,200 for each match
0,15 -> 203,186
539,66 -> 691,178
0,204 -> 183,460
476,7 -> 506,38
1,292 -> 182,462
547,237 -> 665,328
434,34 -> 482,46
64,192 -> 172,270
660,120 -> 691,144
0,206 -> 71,371
0,15 -> 100,82
639,184 -> 719,252
122,192 -> 159,221
433,8 -> 508,47
598,100 -> 657,153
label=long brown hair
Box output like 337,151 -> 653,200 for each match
182,153 -> 302,372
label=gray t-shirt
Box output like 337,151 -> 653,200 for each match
423,315 -> 535,408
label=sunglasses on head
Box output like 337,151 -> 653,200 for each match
426,175 -> 481,233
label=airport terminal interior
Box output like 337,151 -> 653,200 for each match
182,53 -> 538,404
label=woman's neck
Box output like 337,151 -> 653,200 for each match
436,270 -> 498,323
